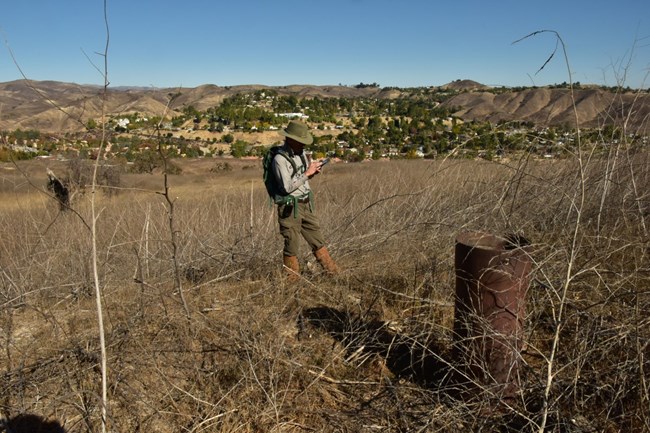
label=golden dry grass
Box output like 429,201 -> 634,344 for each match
1,153 -> 649,432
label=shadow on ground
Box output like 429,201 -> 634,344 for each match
299,305 -> 565,432
0,413 -> 65,433
300,306 -> 452,388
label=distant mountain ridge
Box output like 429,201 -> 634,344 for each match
0,79 -> 647,134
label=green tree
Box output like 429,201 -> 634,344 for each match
132,150 -> 161,174
230,140 -> 248,158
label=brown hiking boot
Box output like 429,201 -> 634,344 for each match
283,255 -> 300,282
313,246 -> 340,275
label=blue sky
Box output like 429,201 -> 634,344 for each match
1,0 -> 648,89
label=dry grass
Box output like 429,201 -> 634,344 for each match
0,151 -> 648,432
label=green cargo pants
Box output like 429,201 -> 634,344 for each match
278,201 -> 326,257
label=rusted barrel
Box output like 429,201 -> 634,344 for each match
452,231 -> 531,401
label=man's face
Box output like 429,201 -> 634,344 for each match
287,138 -> 304,155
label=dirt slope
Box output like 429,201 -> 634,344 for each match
442,87 -> 649,132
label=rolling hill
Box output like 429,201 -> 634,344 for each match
441,86 -> 649,132
0,79 -> 647,134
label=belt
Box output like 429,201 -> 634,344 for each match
296,196 -> 310,203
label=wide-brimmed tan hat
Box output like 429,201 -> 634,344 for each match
279,120 -> 313,145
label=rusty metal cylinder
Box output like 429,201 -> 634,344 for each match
452,231 -> 531,401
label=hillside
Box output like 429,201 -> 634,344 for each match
441,87 -> 649,132
1,156 -> 648,432
0,80 -> 391,133
0,79 -> 648,134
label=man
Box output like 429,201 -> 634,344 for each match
272,120 -> 339,281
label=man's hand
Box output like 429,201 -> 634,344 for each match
305,161 -> 322,179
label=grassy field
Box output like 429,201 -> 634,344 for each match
0,152 -> 648,432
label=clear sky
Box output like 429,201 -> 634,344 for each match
1,0 -> 648,89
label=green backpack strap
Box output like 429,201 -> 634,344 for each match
273,150 -> 299,204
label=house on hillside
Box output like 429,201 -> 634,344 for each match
277,113 -> 309,120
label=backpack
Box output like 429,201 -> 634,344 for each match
262,146 -> 305,205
